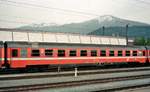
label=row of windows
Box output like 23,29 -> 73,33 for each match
11,49 -> 145,57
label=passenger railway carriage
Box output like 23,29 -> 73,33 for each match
0,41 -> 149,69
0,28 -> 149,70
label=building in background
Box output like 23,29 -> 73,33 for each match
0,28 -> 128,46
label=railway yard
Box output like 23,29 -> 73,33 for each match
0,66 -> 150,92
1,0 -> 150,91
0,29 -> 150,92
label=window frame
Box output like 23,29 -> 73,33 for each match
132,51 -> 137,56
31,49 -> 40,57
69,50 -> 77,57
91,50 -> 97,57
109,50 -> 114,57
126,50 -> 130,56
45,49 -> 53,57
100,50 -> 106,56
137,51 -> 143,56
11,49 -> 18,57
143,51 -> 146,56
80,50 -> 87,56
58,49 -> 65,57
21,48 -> 27,57
118,50 -> 123,56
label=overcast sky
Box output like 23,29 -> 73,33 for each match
0,0 -> 150,28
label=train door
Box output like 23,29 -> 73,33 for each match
0,42 -> 4,68
146,46 -> 150,63
149,50 -> 150,62
148,49 -> 150,63
0,43 -> 4,68
0,47 -> 1,68
143,49 -> 149,64
10,48 -> 20,68
11,49 -> 19,58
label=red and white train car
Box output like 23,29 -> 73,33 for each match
4,41 -> 148,69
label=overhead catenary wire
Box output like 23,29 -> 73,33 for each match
1,0 -> 150,19
0,13 -> 98,30
0,0 -> 100,29
1,0 -> 149,20
0,0 -> 150,29
0,19 -> 30,24
125,0 -> 150,10
0,4 -> 97,30
0,1 -> 95,20
0,14 -> 39,22
133,0 -> 150,5
0,0 -> 100,17
1,0 -> 148,18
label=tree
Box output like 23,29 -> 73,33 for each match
146,38 -> 150,45
134,37 -> 146,46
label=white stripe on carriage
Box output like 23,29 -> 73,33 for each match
0,58 -> 4,61
7,56 -> 147,61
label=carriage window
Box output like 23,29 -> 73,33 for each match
100,50 -> 106,56
109,50 -> 114,56
58,50 -> 65,57
143,51 -> 145,56
21,49 -> 27,57
118,51 -> 122,56
12,49 -> 18,57
69,50 -> 76,56
133,51 -> 137,56
45,49 -> 53,57
80,50 -> 87,56
31,50 -> 40,56
91,50 -> 97,56
138,51 -> 143,56
126,51 -> 130,56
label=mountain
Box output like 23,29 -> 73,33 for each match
18,18 -> 101,34
95,15 -> 149,27
18,15 -> 150,36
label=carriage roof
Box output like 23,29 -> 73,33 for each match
5,41 -> 145,50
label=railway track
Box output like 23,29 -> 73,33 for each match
1,66 -> 150,81
0,64 -> 147,74
0,73 -> 150,92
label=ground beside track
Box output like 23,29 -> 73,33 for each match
1,67 -> 150,92
1,66 -> 150,80
116,86 -> 150,92
0,64 -> 147,75
0,70 -> 150,88
34,78 -> 150,92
